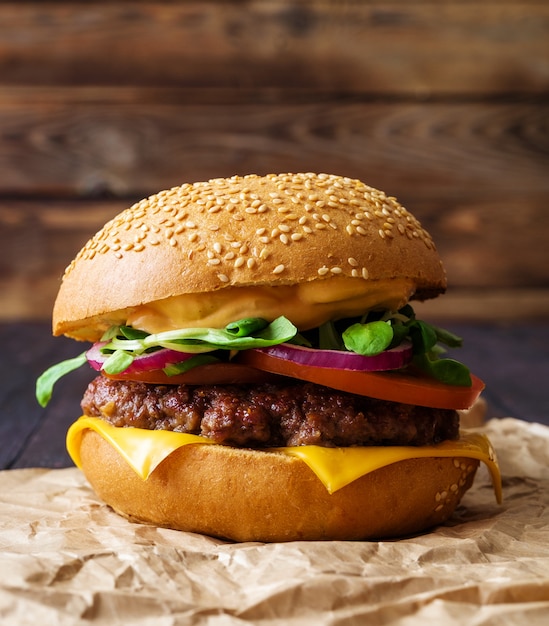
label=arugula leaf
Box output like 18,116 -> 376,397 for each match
226,318 -> 269,337
134,316 -> 297,352
413,354 -> 472,386
102,349 -> 135,375
163,354 -> 220,376
318,321 -> 343,350
35,352 -> 87,408
431,325 -> 463,348
407,320 -> 438,355
342,320 -> 394,356
36,316 -> 299,406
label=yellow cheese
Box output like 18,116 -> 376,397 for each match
67,417 -> 502,502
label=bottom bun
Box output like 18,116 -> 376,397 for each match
79,430 -> 479,542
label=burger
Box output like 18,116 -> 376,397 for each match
37,172 -> 501,542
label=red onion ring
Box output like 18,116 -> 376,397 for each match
86,342 -> 196,374
251,341 -> 413,372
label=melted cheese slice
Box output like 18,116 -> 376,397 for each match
67,417 -> 502,502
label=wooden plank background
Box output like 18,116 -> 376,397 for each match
1,1 -> 548,322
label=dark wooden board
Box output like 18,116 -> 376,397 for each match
0,323 -> 94,469
1,94 -> 547,198
1,2 -> 547,94
0,1 -> 548,321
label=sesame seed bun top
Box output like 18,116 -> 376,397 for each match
53,173 -> 447,341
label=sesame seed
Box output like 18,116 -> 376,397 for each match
247,258 -> 256,269
315,223 -> 327,230
351,269 -> 359,277
348,257 -> 358,266
208,258 -> 221,265
303,226 -> 313,234
278,224 -> 290,232
234,257 -> 245,268
213,242 -> 222,254
273,264 -> 285,274
362,268 -> 369,279
291,233 -> 303,241
330,267 -> 342,274
256,228 -> 266,236
218,274 -> 229,283
356,226 -> 367,235
280,234 -> 289,244
317,266 -> 329,276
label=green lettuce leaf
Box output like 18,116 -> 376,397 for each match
35,352 -> 87,408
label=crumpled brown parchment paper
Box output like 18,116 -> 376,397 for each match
1,417 -> 548,625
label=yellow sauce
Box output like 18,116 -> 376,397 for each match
126,277 -> 416,332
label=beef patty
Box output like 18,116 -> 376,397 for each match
81,375 -> 459,448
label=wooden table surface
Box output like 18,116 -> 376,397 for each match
1,321 -> 548,472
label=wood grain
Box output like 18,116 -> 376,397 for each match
0,1 -> 548,321
1,2 -> 547,94
0,91 -> 547,197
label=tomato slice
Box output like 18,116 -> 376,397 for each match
236,349 -> 484,410
104,362 -> 284,386
104,349 -> 484,410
